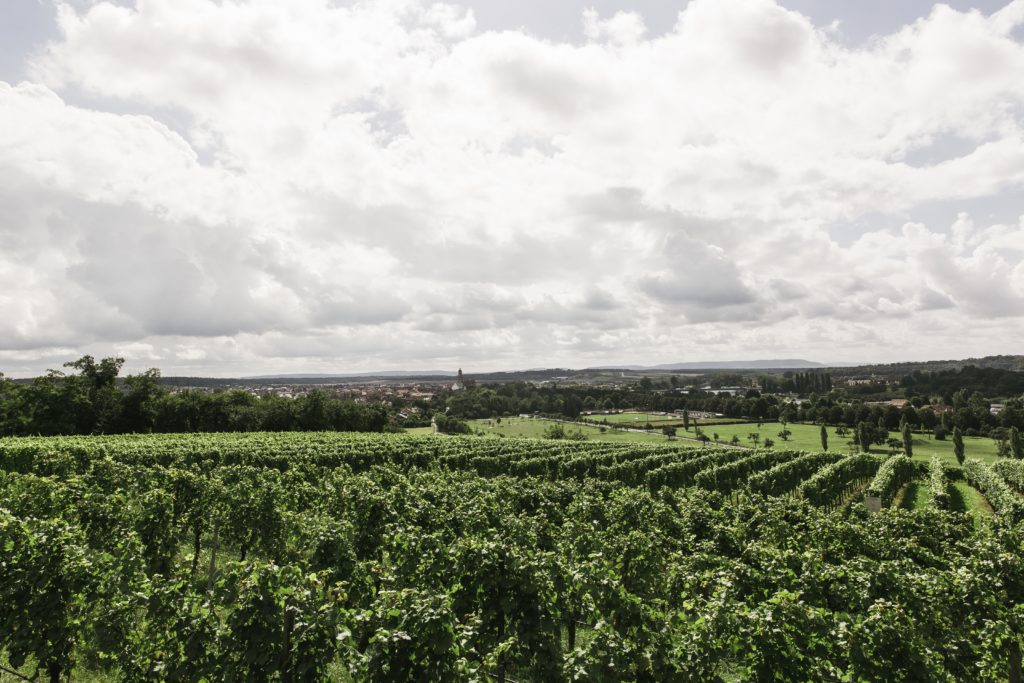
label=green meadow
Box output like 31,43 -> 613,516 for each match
407,416 -> 700,446
584,411 -> 738,427
697,421 -> 1002,467
410,418 -> 1004,465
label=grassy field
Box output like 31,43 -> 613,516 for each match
898,481 -> 930,510
584,412 -> 738,426
585,411 -> 681,425
410,418 -> 1004,466
950,480 -> 995,524
691,421 -> 1002,466
407,417 -> 700,446
896,478 -> 994,528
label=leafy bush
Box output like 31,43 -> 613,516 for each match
865,455 -> 915,507
927,458 -> 949,510
963,459 -> 1024,524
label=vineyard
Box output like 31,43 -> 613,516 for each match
1,432 -> 1022,681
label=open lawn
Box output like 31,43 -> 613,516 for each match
697,422 -> 1003,466
898,481 -> 930,510
950,480 -> 995,526
584,412 -> 739,427
412,418 -> 1004,464
675,421 -> 830,452
897,479 -> 994,526
407,417 -> 700,446
404,426 -> 436,436
586,411 -> 682,425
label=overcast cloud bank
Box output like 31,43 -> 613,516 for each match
2,0 -> 1024,376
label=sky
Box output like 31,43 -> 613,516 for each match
1,0 -> 1024,377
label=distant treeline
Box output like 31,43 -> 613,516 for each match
836,354 -> 1024,376
759,372 -> 833,394
438,375 -> 1024,437
898,366 -> 1024,398
0,357 -> 390,437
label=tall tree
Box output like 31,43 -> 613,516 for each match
117,368 -> 165,433
0,372 -> 20,436
1010,426 -> 1022,460
953,426 -> 965,466
858,421 -> 872,453
64,355 -> 125,433
902,421 -> 913,457
820,424 -> 828,452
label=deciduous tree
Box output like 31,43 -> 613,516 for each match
953,427 -> 965,465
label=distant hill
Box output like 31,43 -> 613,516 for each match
589,359 -> 829,371
146,355 -> 1024,388
652,359 -> 828,370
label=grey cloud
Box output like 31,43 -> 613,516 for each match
5,0 -> 1024,374
898,132 -> 992,167
768,278 -> 811,301
571,186 -> 648,223
916,286 -> 956,310
638,235 -> 758,313
414,285 -> 633,333
678,302 -> 766,324
639,271 -> 756,308
518,295 -> 633,329
571,189 -> 762,318
415,313 -> 497,333
733,3 -> 813,71
581,287 -> 620,311
798,299 -> 838,319
64,206 -> 287,338
917,246 -> 1024,317
486,46 -> 605,119
297,196 -> 600,286
500,133 -> 562,157
424,286 -> 522,316
570,186 -> 752,246
402,237 -> 567,284
414,287 -> 523,332
308,291 -> 411,327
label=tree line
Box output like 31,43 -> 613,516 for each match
436,383 -> 1023,440
0,356 -> 390,436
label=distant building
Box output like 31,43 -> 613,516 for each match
701,386 -> 743,396
451,368 -> 476,391
867,399 -> 909,408
991,403 -> 1006,415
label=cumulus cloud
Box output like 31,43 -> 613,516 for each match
2,0 -> 1024,374
638,235 -> 758,316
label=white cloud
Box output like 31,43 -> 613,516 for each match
2,0 -> 1024,374
583,9 -> 646,46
